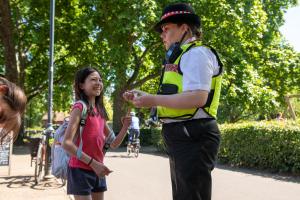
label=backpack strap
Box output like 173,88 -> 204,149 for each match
76,100 -> 87,159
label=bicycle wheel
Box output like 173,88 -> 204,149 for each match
34,143 -> 43,184
134,147 -> 139,158
127,145 -> 131,156
61,178 -> 66,186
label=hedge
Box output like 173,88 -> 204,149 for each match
120,127 -> 164,149
139,128 -> 164,148
116,120 -> 300,175
219,120 -> 300,174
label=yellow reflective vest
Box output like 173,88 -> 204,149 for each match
157,41 -> 223,119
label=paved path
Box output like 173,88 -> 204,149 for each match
105,147 -> 300,200
0,146 -> 68,200
1,146 -> 300,200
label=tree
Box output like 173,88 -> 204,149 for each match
91,0 -> 163,132
1,0 -> 299,130
0,0 -> 18,83
192,0 -> 299,122
0,0 -> 164,132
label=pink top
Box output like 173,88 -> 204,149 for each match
68,102 -> 105,170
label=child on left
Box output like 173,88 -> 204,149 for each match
0,77 -> 27,144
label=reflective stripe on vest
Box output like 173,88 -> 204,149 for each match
157,41 -> 223,119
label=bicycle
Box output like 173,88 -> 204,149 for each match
127,131 -> 141,158
33,129 -> 53,184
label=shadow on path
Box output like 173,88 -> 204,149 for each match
105,155 -> 135,159
108,146 -> 300,184
107,146 -> 168,158
12,145 -> 31,155
0,175 -> 64,190
216,163 -> 300,184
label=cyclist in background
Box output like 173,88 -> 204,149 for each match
127,111 -> 140,146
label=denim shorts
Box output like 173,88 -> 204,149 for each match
67,167 -> 107,195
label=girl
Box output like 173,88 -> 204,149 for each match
62,67 -> 131,200
0,77 -> 27,144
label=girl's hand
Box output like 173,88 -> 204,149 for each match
121,109 -> 132,128
90,160 -> 113,177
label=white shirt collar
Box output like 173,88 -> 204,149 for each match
182,37 -> 196,45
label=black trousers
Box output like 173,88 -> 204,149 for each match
162,118 -> 220,200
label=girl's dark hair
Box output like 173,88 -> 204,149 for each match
0,77 -> 27,144
74,67 -> 108,120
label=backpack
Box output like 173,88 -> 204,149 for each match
51,100 -> 87,180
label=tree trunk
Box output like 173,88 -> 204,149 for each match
13,115 -> 25,145
0,0 -> 18,83
18,48 -> 26,89
112,89 -> 128,133
0,0 -> 24,144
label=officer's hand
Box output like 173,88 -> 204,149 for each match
123,90 -> 135,102
132,94 -> 155,108
131,89 -> 147,97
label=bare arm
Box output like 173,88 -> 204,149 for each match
62,108 -> 91,162
62,108 -> 111,176
104,116 -> 131,149
130,90 -> 208,109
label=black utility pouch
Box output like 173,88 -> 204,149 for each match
157,83 -> 178,95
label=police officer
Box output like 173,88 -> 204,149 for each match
123,2 -> 223,200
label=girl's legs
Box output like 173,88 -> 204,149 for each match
92,192 -> 104,200
74,195 -> 92,200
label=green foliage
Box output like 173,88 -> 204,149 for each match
104,96 -> 113,120
192,0 -> 300,122
0,46 -> 4,74
25,94 -> 47,128
292,98 -> 300,116
139,127 -> 165,151
149,127 -> 165,152
1,0 -> 299,128
138,128 -> 153,146
219,120 -> 300,173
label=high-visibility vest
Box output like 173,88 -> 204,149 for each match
157,41 -> 223,119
